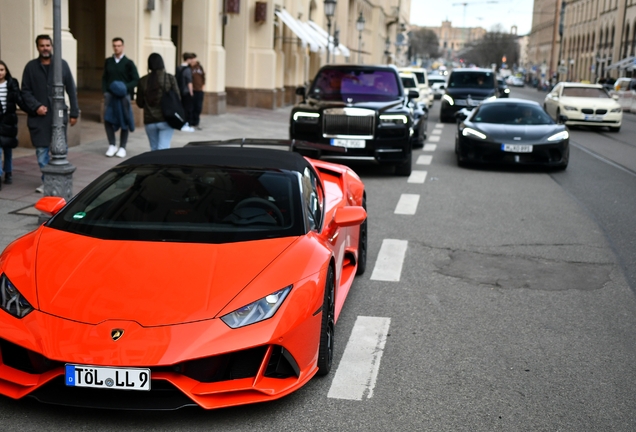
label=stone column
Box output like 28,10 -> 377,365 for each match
182,0 -> 226,115
225,0 -> 277,109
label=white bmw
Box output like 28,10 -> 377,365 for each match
543,82 -> 622,132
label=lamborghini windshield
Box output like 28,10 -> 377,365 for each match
47,165 -> 304,243
309,68 -> 402,102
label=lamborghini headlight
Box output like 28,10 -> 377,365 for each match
292,111 -> 320,123
563,105 -> 578,111
379,114 -> 408,125
0,274 -> 33,319
442,94 -> 454,105
462,127 -> 487,140
547,130 -> 569,142
221,285 -> 292,328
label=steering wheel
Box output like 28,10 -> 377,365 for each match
234,197 -> 284,225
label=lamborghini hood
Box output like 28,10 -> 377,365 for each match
34,228 -> 299,326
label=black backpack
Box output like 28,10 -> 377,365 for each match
160,73 -> 186,130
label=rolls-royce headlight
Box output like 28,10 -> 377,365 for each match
0,274 -> 34,319
292,112 -> 320,123
610,107 -> 622,113
442,94 -> 454,105
563,105 -> 578,111
379,114 -> 408,125
547,130 -> 569,142
221,286 -> 292,329
462,127 -> 487,140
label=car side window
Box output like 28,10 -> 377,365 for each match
301,167 -> 323,232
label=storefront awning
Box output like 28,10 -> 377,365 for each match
306,20 -> 351,58
275,9 -> 322,53
607,56 -> 636,70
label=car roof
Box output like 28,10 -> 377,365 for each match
560,82 -> 603,89
480,98 -> 541,107
450,68 -> 494,74
120,146 -> 312,173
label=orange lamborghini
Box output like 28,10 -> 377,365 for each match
0,144 -> 367,409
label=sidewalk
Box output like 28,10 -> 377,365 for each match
0,105 -> 292,250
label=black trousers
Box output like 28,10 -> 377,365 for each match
181,93 -> 194,126
192,91 -> 204,126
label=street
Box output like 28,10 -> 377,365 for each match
1,87 -> 636,431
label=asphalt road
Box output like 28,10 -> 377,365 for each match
1,88 -> 635,431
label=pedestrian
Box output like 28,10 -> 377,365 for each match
0,60 -> 25,190
21,34 -> 79,193
176,52 -> 195,132
190,53 -> 205,129
102,37 -> 139,158
136,53 -> 180,151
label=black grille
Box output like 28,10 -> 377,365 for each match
581,108 -> 593,114
264,346 -> 300,378
595,109 -> 607,115
0,339 -> 62,374
324,115 -> 374,136
178,346 -> 267,383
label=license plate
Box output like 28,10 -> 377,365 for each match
65,364 -> 151,391
501,144 -> 533,153
584,115 -> 604,121
331,139 -> 365,148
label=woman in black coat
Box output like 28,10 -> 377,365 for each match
0,60 -> 24,189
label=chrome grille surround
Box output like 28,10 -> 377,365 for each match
323,108 -> 375,139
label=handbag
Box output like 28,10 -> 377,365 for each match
160,73 -> 186,130
0,136 -> 18,149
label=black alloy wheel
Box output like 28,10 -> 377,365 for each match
317,266 -> 335,376
355,197 -> 368,276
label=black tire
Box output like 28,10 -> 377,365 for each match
394,151 -> 413,176
609,126 -> 621,133
556,108 -> 562,123
317,266 -> 335,376
553,162 -> 568,171
356,197 -> 368,276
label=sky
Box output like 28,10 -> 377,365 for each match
410,0 -> 536,36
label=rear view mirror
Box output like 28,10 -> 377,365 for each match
455,109 -> 470,121
408,90 -> 420,100
35,197 -> 66,217
333,206 -> 366,228
295,86 -> 306,96
558,114 -> 568,124
612,94 -> 619,100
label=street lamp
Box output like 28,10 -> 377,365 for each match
324,0 -> 337,64
356,12 -> 365,64
384,37 -> 391,64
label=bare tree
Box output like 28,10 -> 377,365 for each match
408,28 -> 440,62
461,25 -> 519,69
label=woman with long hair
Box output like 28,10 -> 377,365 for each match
136,53 -> 180,150
0,60 -> 24,190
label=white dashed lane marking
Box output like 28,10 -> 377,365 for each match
423,144 -> 437,152
417,155 -> 433,165
434,123 -> 443,128
394,194 -> 420,215
370,239 -> 408,282
427,135 -> 441,142
328,316 -> 391,401
408,170 -> 427,184
431,129 -> 442,135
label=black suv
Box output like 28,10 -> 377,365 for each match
440,68 -> 498,122
290,65 -> 423,176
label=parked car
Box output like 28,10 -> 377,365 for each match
543,82 -> 622,132
290,65 -> 423,176
440,68 -> 498,122
455,98 -> 569,169
428,75 -> 447,99
398,67 -> 433,108
614,77 -> 636,91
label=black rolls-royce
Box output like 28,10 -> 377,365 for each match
290,65 -> 423,176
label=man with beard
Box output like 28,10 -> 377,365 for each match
21,34 -> 79,193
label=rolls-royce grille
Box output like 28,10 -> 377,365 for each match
324,115 -> 374,136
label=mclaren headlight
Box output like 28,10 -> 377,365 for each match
442,94 -> 454,105
292,111 -> 320,124
379,114 -> 408,125
462,127 -> 487,140
221,286 -> 292,329
0,274 -> 34,319
547,130 -> 569,142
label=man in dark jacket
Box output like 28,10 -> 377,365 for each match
102,37 -> 139,158
21,34 -> 79,192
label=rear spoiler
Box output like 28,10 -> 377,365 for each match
186,138 -> 346,154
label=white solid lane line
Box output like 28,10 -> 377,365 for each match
423,144 -> 437,152
427,135 -> 441,142
408,170 -> 427,184
417,155 -> 433,165
370,239 -> 408,282
327,316 -> 391,401
394,194 -> 420,215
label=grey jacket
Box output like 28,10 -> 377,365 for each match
21,57 -> 79,148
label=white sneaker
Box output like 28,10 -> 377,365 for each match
105,145 -> 117,157
35,185 -> 43,193
115,147 -> 127,158
181,123 -> 195,132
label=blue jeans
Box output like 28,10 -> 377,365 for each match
0,147 -> 12,177
35,147 -> 50,181
145,122 -> 173,151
